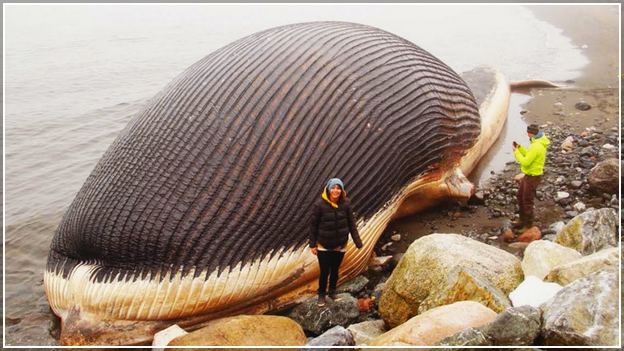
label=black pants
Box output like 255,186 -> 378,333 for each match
317,250 -> 345,296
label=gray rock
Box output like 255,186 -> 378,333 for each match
288,293 -> 360,335
555,208 -> 618,255
572,202 -> 586,212
548,221 -> 564,233
436,327 -> 491,346
579,146 -> 594,156
565,210 -> 579,218
541,268 -> 618,346
570,180 -> 583,188
560,136 -> 574,151
480,306 -> 541,346
346,319 -> 386,345
337,275 -> 369,295
369,255 -> 392,270
588,158 -> 619,194
305,325 -> 354,347
556,191 -> 570,201
574,101 -> 591,111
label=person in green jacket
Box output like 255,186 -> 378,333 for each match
512,124 -> 551,231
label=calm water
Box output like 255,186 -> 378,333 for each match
4,4 -> 588,345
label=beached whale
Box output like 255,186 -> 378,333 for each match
45,21 -> 512,345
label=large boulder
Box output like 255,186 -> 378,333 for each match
587,158 -> 619,194
479,305 -> 541,346
346,320 -> 386,345
554,208 -> 618,255
545,247 -> 618,285
168,315 -> 306,347
368,301 -> 497,346
437,305 -> 541,347
509,275 -> 563,308
305,325 -> 354,347
288,293 -> 359,335
541,268 -> 618,346
379,234 -> 522,327
521,240 -> 582,279
417,266 -> 511,314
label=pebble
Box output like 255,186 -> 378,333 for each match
565,211 -> 579,218
602,144 -> 616,150
381,242 -> 392,251
369,255 -> 392,268
561,136 -> 574,151
390,234 -> 401,242
570,180 -> 583,189
579,146 -> 594,156
572,202 -> 586,212
574,101 -> 591,111
556,191 -> 570,201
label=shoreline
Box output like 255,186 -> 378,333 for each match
526,4 -> 619,89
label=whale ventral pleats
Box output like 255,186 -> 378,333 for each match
47,21 -> 480,293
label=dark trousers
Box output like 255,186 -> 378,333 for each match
517,174 -> 542,220
317,250 -> 345,296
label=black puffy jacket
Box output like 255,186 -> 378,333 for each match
309,196 -> 363,250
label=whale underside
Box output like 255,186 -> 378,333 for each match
44,21 -> 512,345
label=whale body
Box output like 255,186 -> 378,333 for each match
44,22 -> 510,345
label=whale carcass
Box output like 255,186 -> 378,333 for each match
44,21 -> 510,345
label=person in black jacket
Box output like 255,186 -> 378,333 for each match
309,178 -> 363,307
